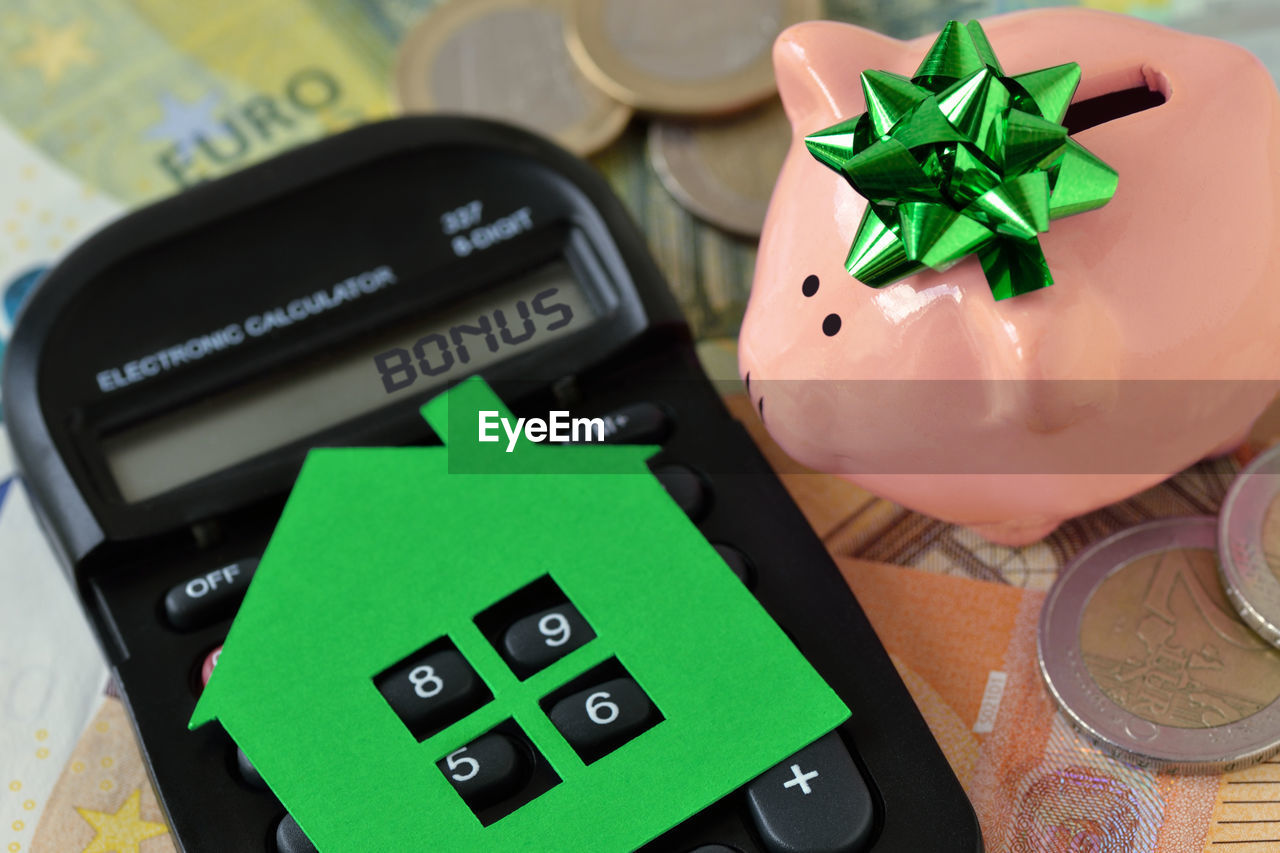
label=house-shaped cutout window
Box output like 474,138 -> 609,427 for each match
190,376 -> 849,852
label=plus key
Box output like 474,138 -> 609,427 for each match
783,764 -> 819,795
745,731 -> 874,853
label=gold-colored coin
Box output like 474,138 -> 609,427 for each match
648,98 -> 791,238
567,0 -> 822,116
1039,517 -> 1280,771
1079,548 -> 1280,729
394,0 -> 633,156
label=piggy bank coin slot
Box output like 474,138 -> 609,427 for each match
1064,72 -> 1167,134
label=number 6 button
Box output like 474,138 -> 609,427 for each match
437,733 -> 529,810
502,604 -> 595,676
377,648 -> 489,740
548,677 -> 655,763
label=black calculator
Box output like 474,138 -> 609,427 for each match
2,117 -> 982,853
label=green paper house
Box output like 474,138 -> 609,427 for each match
191,377 -> 848,852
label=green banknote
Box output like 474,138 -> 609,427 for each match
0,0 -> 422,203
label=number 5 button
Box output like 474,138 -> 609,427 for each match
502,604 -> 595,676
437,733 -> 529,810
548,677 -> 656,763
377,648 -> 489,740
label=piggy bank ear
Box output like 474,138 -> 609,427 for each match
774,21 -> 907,129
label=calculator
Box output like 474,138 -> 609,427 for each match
2,116 -> 982,853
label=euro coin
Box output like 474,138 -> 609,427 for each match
1038,517 -> 1280,771
1219,443 -> 1280,647
649,98 -> 791,238
567,0 -> 822,116
394,0 -> 633,156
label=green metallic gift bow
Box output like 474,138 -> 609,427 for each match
805,20 -> 1119,300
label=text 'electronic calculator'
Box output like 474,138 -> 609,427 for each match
3,117 -> 982,853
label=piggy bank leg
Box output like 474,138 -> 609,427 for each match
966,516 -> 1063,547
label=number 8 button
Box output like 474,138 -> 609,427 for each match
378,648 -> 489,740
502,603 -> 595,676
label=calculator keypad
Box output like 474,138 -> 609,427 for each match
179,403 -> 884,852
378,581 -> 663,821
548,676 -> 658,764
501,603 -> 595,676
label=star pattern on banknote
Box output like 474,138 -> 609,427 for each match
14,20 -> 97,85
75,788 -> 168,853
805,20 -> 1118,300
144,92 -> 228,163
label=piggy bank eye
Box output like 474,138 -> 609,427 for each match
823,314 -> 841,337
802,275 -> 819,297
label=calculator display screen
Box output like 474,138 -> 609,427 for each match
102,262 -> 596,502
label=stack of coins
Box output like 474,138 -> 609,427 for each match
1039,444 -> 1280,771
392,0 -> 822,239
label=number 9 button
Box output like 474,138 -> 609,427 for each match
502,603 -> 595,676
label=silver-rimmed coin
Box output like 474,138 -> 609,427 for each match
1039,516 -> 1280,771
394,0 -> 633,156
648,98 -> 791,237
1220,443 -> 1280,647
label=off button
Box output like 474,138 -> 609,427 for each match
164,559 -> 258,631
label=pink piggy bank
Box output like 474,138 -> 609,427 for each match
739,9 -> 1280,545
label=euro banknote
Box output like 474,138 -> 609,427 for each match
0,437 -> 110,853
843,556 -> 1280,852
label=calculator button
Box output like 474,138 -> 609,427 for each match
200,646 -> 222,688
236,747 -> 267,790
437,733 -> 529,810
502,604 -> 595,675
596,403 -> 671,445
274,814 -> 316,853
654,465 -> 709,520
745,731 -> 874,853
379,649 -> 488,739
164,559 -> 258,631
712,544 -> 753,587
549,677 -> 656,762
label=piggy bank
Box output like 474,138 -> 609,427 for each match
739,9 -> 1280,545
